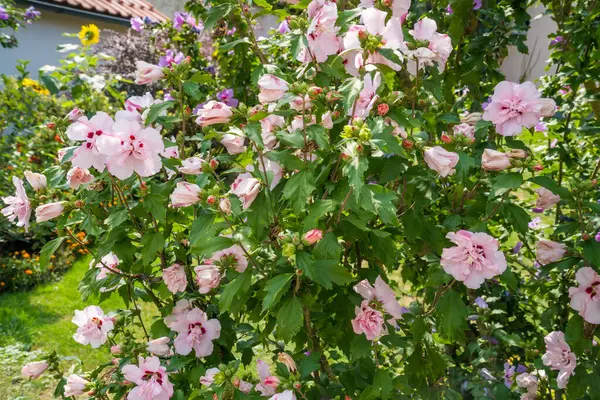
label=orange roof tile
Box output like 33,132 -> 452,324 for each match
38,0 -> 167,22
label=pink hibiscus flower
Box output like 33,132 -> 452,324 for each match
351,72 -> 381,119
1,177 -> 31,231
231,172 -> 261,209
66,111 -> 114,171
208,245 -> 248,272
354,276 -> 404,319
96,119 -> 164,180
569,267 -> 600,324
172,308 -> 221,358
440,230 -> 507,289
122,356 -> 174,400
72,305 -> 114,348
407,17 -> 452,74
256,359 -> 280,396
482,81 -> 542,136
351,300 -> 386,340
541,331 -> 576,389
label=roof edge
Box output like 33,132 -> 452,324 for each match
22,0 -> 132,25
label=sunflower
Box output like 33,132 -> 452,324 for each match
78,24 -> 100,46
21,78 -> 50,95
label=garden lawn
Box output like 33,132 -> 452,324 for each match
0,255 -> 157,399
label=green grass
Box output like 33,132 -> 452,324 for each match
0,255 -> 125,367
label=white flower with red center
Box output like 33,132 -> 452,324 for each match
1,177 -> 31,231
299,0 -> 343,64
72,305 -> 114,348
351,72 -> 381,119
569,267 -> 600,324
66,111 -> 114,172
359,0 -> 411,20
541,331 -> 576,389
354,276 -> 404,319
122,356 -> 174,400
96,119 -> 164,180
231,172 -> 261,209
406,17 -> 453,75
208,245 -> 248,272
163,299 -> 193,328
343,8 -> 405,75
172,308 -> 221,358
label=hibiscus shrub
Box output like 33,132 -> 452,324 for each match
7,0 -> 600,399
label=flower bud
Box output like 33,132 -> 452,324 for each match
219,197 -> 232,214
377,103 -> 389,116
282,243 -> 296,257
402,139 -> 414,149
35,201 -> 66,222
308,86 -> 322,97
303,229 -> 323,245
440,133 -> 452,144
207,195 -> 217,205
278,352 -> 298,373
24,171 -> 47,191
209,159 -> 219,170
534,164 -> 544,171
67,108 -> 83,121
540,98 -> 557,117
460,112 -> 482,125
46,122 -> 56,130
507,149 -> 528,159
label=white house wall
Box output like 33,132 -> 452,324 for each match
0,9 -> 126,77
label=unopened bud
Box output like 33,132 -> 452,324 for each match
293,382 -> 302,390
377,103 -> 389,116
219,197 -> 231,214
47,122 -> 56,130
209,159 -> 219,169
583,233 -> 590,241
533,164 -> 544,171
441,133 -> 452,144
207,195 -> 217,205
308,86 -> 322,97
74,200 -> 84,208
402,139 -> 414,149
507,149 -> 528,159
282,243 -> 296,257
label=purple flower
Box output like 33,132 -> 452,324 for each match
158,50 -> 185,67
503,362 -> 515,387
173,12 -> 188,30
226,27 -> 236,36
474,297 -> 488,309
532,207 -> 544,213
23,6 -> 40,22
130,17 -> 144,32
216,88 -> 239,107
143,17 -> 153,25
559,85 -> 571,95
193,102 -> 206,115
516,364 -> 527,374
467,315 -> 479,320
0,6 -> 10,20
534,121 -> 547,132
528,217 -> 541,229
205,65 -> 216,75
473,0 -> 482,10
277,19 -> 290,34
512,241 -> 523,254
400,306 -> 410,314
164,92 -> 175,101
481,97 -> 491,110
550,138 -> 558,148
304,351 -> 311,356
550,36 -> 564,46
595,231 -> 600,242
483,336 -> 498,345
445,4 -> 453,14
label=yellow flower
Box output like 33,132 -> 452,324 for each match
78,24 -> 100,46
21,78 -> 50,95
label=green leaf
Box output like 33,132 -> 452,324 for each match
499,268 -> 518,291
40,74 -> 59,94
283,170 -> 316,214
183,81 -> 202,100
276,296 -> 303,341
244,122 -> 264,149
204,3 -> 235,31
299,351 -> 321,379
220,38 -> 252,51
339,77 -> 363,114
220,270 -> 253,313
262,273 -> 294,312
437,113 -> 460,124
314,260 -> 353,287
434,289 -> 469,342
105,209 -> 129,229
303,200 -> 337,229
143,194 -> 167,224
374,369 -> 394,400
502,203 -> 531,235
529,176 -> 571,199
343,156 -> 368,201
140,231 -> 164,265
40,237 -> 66,268
377,48 -> 403,66
189,72 -> 215,85
455,151 -> 475,183
296,251 -> 318,282
146,101 -> 175,125
351,334 -> 372,360
491,172 -> 523,197
566,315 -> 590,354
313,232 -> 343,260
266,151 -> 306,171
583,241 -> 600,267
252,0 -> 272,10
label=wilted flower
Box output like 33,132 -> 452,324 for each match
162,263 -> 188,294
21,361 -> 48,379
1,177 -> 31,230
424,146 -> 459,177
35,201 -> 66,222
24,171 -> 47,191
